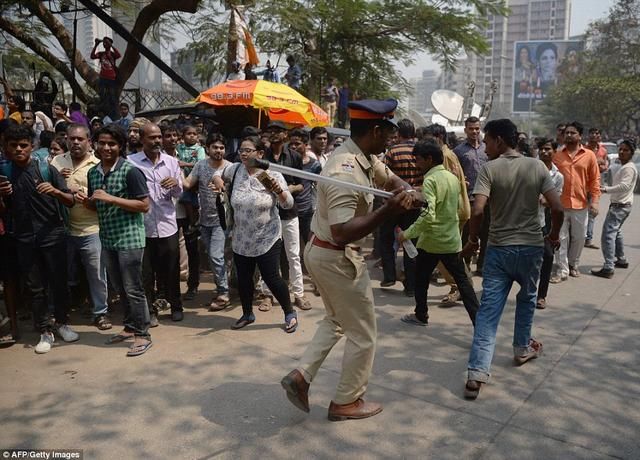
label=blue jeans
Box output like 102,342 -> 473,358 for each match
467,245 -> 544,382
67,233 -> 108,318
200,225 -> 229,294
102,248 -> 150,338
601,204 -> 631,270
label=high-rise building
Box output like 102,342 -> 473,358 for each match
112,2 -> 162,91
406,69 -> 440,115
170,49 -> 207,93
443,0 -> 572,115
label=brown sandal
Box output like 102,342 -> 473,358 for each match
258,296 -> 273,312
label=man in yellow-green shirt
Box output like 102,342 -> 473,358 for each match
397,141 -> 478,326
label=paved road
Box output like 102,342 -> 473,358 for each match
1,194 -> 639,459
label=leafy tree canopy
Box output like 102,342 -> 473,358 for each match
538,0 -> 640,138
183,0 -> 507,100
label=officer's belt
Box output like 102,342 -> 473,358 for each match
310,233 -> 345,251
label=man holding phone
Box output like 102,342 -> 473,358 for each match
0,125 -> 78,354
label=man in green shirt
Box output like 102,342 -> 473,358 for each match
398,141 -> 478,326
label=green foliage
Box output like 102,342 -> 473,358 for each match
538,0 -> 640,137
183,0 -> 506,100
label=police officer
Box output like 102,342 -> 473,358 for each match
281,99 -> 422,421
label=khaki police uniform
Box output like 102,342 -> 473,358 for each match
299,138 -> 394,405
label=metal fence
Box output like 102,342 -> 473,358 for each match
4,86 -> 189,113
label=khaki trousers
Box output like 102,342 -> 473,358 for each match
299,243 -> 376,405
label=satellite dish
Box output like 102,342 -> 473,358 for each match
471,103 -> 482,118
431,114 -> 450,129
431,90 -> 465,122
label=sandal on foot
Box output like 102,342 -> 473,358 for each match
464,380 -> 483,400
284,313 -> 298,333
209,294 -> 230,311
126,340 -> 152,357
94,315 -> 112,330
0,334 -> 17,347
400,313 -> 428,326
231,315 -> 255,330
258,296 -> 273,312
105,333 -> 134,344
536,298 -> 546,309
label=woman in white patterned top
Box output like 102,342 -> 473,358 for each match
213,136 -> 299,332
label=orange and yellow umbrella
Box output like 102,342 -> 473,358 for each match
196,80 -> 329,127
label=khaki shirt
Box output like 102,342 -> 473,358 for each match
51,152 -> 100,236
311,138 -> 393,246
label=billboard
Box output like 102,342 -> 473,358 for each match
512,40 -> 584,113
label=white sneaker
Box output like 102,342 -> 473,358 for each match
56,324 -> 80,342
35,332 -> 55,354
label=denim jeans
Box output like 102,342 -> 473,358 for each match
467,245 -> 544,382
200,224 -> 229,294
67,233 -> 108,318
102,248 -> 150,338
601,204 -> 632,270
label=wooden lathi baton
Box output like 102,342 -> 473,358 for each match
248,157 -> 394,200
247,157 -> 424,258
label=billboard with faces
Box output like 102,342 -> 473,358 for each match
512,40 -> 584,113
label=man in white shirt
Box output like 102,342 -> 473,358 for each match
591,139 -> 638,278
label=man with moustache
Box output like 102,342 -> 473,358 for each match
128,123 -> 184,324
51,124 -> 110,330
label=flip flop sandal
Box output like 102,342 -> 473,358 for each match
126,341 -> 153,357
105,333 -> 134,344
231,316 -> 255,330
208,299 -> 228,312
536,298 -> 547,309
284,313 -> 298,333
215,294 -> 231,307
258,296 -> 273,312
400,313 -> 428,326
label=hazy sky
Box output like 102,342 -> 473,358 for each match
398,0 -> 615,79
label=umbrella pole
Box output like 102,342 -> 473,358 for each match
258,109 -> 262,129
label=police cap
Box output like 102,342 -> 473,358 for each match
348,99 -> 398,127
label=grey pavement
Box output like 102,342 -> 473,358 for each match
1,193 -> 639,459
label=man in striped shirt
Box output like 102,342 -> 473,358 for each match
379,118 -> 422,295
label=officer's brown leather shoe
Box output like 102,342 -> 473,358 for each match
327,398 -> 383,421
280,370 -> 310,413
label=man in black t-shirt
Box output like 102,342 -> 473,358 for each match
0,125 -> 78,354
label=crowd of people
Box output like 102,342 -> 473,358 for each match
0,94 -> 637,419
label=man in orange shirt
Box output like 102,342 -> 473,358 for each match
584,127 -> 609,249
551,122 -> 601,281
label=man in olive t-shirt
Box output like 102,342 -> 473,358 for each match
460,119 -> 564,400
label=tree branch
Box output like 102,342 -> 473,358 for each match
0,14 -> 89,101
117,0 -> 202,86
23,0 -> 99,89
